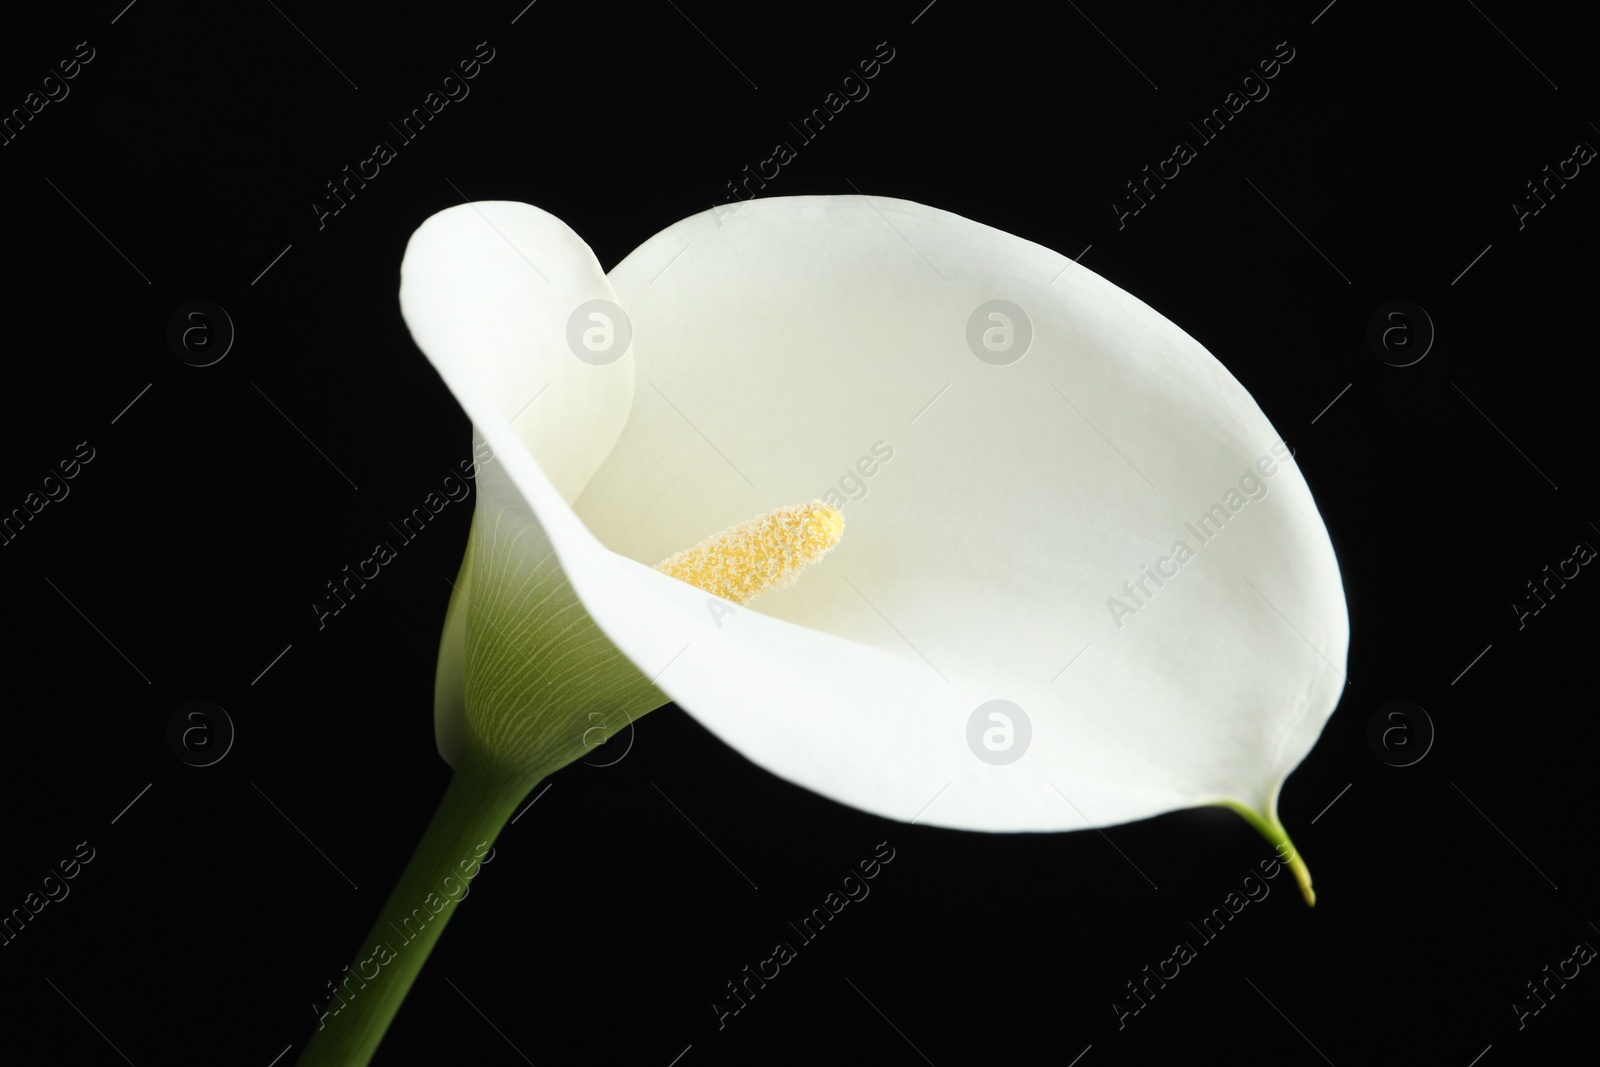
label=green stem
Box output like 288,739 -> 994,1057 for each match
1217,800 -> 1315,907
296,740 -> 533,1067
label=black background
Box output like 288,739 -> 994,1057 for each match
1,2 -> 1596,1064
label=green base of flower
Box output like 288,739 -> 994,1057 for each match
1216,799 -> 1315,907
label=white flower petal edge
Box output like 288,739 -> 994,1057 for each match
400,196 -> 1349,837
402,202 -> 657,772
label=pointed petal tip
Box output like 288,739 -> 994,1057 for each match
1214,796 -> 1316,907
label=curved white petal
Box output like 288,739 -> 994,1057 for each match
592,196 -> 1348,829
402,196 -> 1349,835
401,202 -> 637,764
401,201 -> 636,500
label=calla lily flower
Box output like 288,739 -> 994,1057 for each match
297,195 -> 1347,1066
409,193 -> 1346,865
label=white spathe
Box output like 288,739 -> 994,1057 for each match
399,195 -> 1349,834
